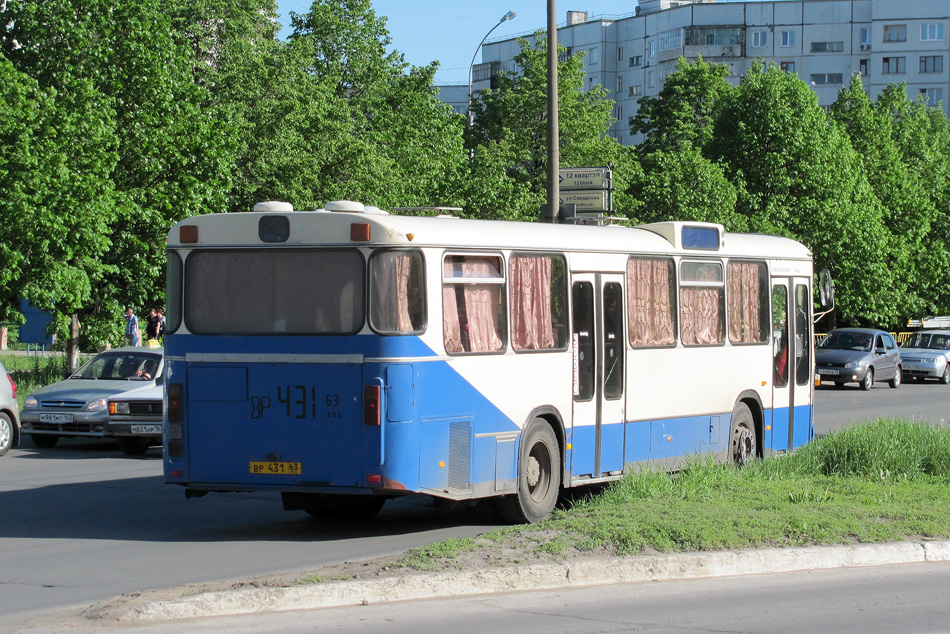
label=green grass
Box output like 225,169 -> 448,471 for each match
390,419 -> 950,570
1,354 -> 70,409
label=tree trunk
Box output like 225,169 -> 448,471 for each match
67,313 -> 81,373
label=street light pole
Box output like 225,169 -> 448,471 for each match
468,10 -> 516,127
546,0 -> 559,220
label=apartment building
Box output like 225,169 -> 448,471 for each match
467,0 -> 949,145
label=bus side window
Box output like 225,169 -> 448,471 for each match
572,282 -> 595,401
369,250 -> 425,335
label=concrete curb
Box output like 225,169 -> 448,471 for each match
110,540 -> 950,622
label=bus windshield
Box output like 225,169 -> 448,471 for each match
185,249 -> 365,335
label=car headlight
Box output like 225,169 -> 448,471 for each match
109,402 -> 130,415
85,398 -> 108,411
922,358 -> 938,365
24,396 -> 37,408
844,361 -> 860,369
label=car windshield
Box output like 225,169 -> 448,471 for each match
71,352 -> 162,380
903,333 -> 950,350
819,331 -> 873,352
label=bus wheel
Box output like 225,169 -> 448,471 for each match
498,419 -> 561,524
730,403 -> 757,465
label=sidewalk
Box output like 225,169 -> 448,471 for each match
88,539 -> 950,623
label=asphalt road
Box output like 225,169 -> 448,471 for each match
0,382 -> 946,623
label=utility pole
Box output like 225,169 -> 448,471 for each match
546,0 -> 559,220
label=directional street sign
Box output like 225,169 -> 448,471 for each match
558,167 -> 611,190
559,190 -> 608,212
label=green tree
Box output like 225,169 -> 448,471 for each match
466,34 -> 638,221
630,56 -> 734,155
708,62 -> 894,326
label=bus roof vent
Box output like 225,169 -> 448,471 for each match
325,200 -> 365,213
253,201 -> 294,212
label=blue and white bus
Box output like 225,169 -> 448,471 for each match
163,201 -> 832,523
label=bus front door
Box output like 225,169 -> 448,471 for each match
770,277 -> 813,452
571,274 -> 626,480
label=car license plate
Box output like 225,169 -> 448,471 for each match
250,461 -> 301,475
39,413 -> 74,423
131,424 -> 163,435
817,369 -> 838,375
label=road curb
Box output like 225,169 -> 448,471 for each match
107,540 -> 950,622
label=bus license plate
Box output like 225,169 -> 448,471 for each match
131,424 -> 163,435
817,369 -> 838,375
39,413 -> 73,423
250,461 -> 301,475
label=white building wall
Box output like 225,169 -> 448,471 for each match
467,0 -> 949,147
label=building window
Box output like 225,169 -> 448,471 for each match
859,59 -> 869,76
647,70 -> 655,88
780,61 -> 796,73
920,88 -> 944,107
616,104 -> 623,120
588,47 -> 600,65
882,57 -> 905,74
752,31 -> 768,48
921,24 -> 944,41
629,55 -> 642,67
883,25 -> 906,42
660,29 -> 682,51
649,40 -> 655,57
628,85 -> 641,97
920,56 -> 944,73
781,31 -> 795,47
617,46 -> 624,62
810,73 -> 843,85
810,41 -> 844,53
860,28 -> 870,46
617,75 -> 623,93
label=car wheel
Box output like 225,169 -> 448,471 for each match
889,366 -> 901,389
861,368 -> 874,391
730,403 -> 758,465
117,437 -> 151,456
497,418 -> 561,524
0,413 -> 13,457
941,366 -> 950,385
31,435 -> 59,448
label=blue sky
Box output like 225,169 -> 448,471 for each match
275,1 -> 644,86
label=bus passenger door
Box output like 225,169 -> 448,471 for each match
770,277 -> 812,452
571,274 -> 626,480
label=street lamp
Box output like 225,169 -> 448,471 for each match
468,9 -> 516,126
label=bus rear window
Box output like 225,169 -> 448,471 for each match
185,249 -> 365,335
369,250 -> 425,334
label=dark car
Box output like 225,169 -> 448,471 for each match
816,328 -> 901,390
20,347 -> 164,447
0,360 -> 20,456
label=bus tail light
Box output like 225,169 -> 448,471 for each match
364,385 -> 380,425
168,383 -> 183,422
366,475 -> 381,486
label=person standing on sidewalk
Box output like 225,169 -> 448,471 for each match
124,308 -> 139,347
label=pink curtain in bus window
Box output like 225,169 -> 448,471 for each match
681,287 -> 722,345
374,254 -> 414,332
727,262 -> 761,343
442,284 -> 463,353
510,256 -> 554,350
462,260 -> 504,353
627,259 -> 675,346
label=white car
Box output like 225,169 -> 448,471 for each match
108,384 -> 163,455
0,361 -> 20,457
900,330 -> 950,384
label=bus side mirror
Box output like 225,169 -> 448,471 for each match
818,269 -> 834,310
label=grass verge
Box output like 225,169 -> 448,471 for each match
1,354 -> 70,410
393,419 -> 950,572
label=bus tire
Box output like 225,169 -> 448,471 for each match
730,403 -> 757,465
497,419 -> 561,524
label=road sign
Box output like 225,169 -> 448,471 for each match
559,168 -> 610,190
559,190 -> 608,212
